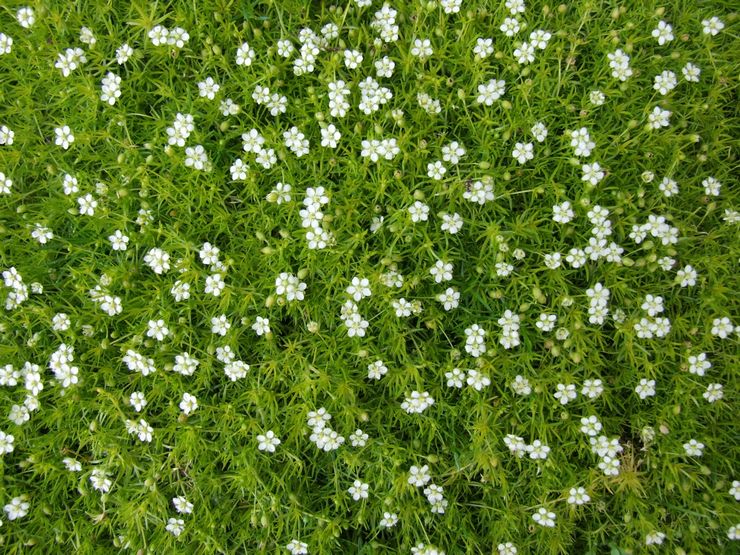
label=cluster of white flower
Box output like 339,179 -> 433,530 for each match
498,310 -> 521,349
629,213 -> 679,246
307,407 -> 345,451
463,324 -> 487,357
401,391 -> 435,414
463,177 -> 495,205
3,266 -> 29,310
590,434 -> 623,476
633,293 -> 671,339
252,84 -> 287,116
476,78 -> 506,105
341,277 -> 372,338
503,434 -> 550,460
215,345 -> 250,381
360,137 -> 400,162
167,113 -> 194,147
99,72 -> 122,105
48,343 -> 79,388
122,349 -> 157,376
357,77 -> 392,115
148,25 -> 190,48
125,418 -> 154,442
284,126 -> 309,157
88,277 -> 123,317
371,3 -> 399,43
299,186 -> 333,249
607,48 -> 632,81
569,127 -> 595,157
290,28 -> 325,76
55,47 -> 87,77
586,282 -> 610,325
417,92 -> 441,115
341,300 -> 369,338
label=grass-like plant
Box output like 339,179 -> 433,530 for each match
0,1 -> 738,553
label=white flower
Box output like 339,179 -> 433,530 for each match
184,145 -> 210,171
567,486 -> 591,505
129,391 -> 147,412
476,79 -> 506,105
554,383 -> 577,405
109,230 -> 129,251
436,287 -> 460,311
0,430 -> 14,455
348,479 -> 369,500
166,517 -> 185,537
635,378 -> 656,399
346,276 -> 371,301
427,160 -> 447,180
380,512 -> 398,528
702,16 -> 725,36
711,317 -> 735,338
703,383 -> 723,403
4,496 -> 30,521
466,369 -> 491,391
408,201 -> 430,222
252,316 -> 270,336
179,393 -> 198,415
500,17 -> 520,37
236,42 -> 254,66
350,429 -> 368,447
410,38 -> 433,59
648,106 -> 671,129
320,124 -> 341,148
173,496 -> 193,515
286,539 -> 308,554
17,7 -> 35,28
683,439 -> 704,457
146,319 -> 169,341
645,531 -> 665,546
531,121 -> 548,142
408,465 -> 431,487
367,360 -> 388,380
429,260 -> 453,283
116,43 -> 133,64
582,162 -> 605,186
702,176 -> 721,196
473,38 -> 494,59
344,49 -> 363,69
0,33 -> 12,56
210,314 -> 231,336
90,468 -> 112,493
651,20 -> 674,45
527,439 -> 550,460
257,430 -> 281,452
532,507 -> 556,527
512,142 -> 534,164
513,42 -> 535,64
54,125 -> 75,149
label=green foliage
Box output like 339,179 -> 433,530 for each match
0,1 -> 738,554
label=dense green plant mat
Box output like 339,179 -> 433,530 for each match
0,1 -> 738,553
